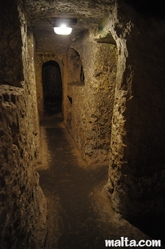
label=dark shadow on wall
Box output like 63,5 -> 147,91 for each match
123,0 -> 165,19
42,60 -> 62,115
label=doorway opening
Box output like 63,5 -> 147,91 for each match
42,60 -> 62,115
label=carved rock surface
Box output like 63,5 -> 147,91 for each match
0,86 -> 47,249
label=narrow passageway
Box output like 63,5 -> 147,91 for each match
37,114 -> 150,249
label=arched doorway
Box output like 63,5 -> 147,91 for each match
42,60 -> 62,115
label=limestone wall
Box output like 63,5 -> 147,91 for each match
63,31 -> 117,164
0,1 -> 47,248
61,1 -> 165,220
100,4 -> 165,218
0,0 -> 24,87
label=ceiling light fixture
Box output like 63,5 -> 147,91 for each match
53,18 -> 77,35
54,24 -> 72,35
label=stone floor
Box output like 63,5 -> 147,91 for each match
37,114 -> 164,249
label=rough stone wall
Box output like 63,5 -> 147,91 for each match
63,31 -> 117,164
25,28 -> 41,164
35,52 -> 63,119
100,3 -> 165,218
0,86 -> 47,249
0,0 -> 23,86
0,1 -> 47,248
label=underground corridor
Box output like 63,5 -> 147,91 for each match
1,0 -> 165,248
38,114 -> 151,249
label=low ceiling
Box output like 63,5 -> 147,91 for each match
22,0 -> 115,53
22,0 -> 165,53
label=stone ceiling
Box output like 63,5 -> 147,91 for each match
22,0 -> 115,53
22,0 -> 165,53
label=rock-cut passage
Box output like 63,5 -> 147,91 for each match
38,114 -> 151,249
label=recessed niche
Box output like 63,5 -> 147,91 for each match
67,95 -> 72,104
94,33 -> 116,45
80,65 -> 85,82
67,48 -> 85,86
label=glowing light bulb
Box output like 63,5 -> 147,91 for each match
54,24 -> 72,35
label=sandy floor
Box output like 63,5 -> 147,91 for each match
37,114 -> 159,249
